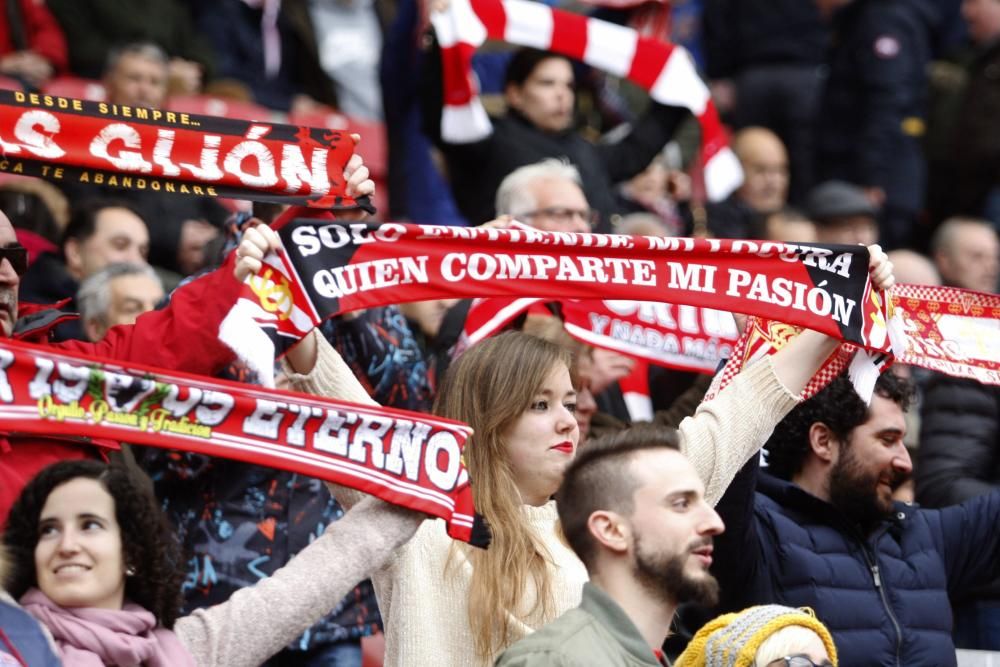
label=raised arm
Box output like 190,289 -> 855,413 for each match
680,244 -> 894,504
174,496 -> 420,667
710,453 -> 769,613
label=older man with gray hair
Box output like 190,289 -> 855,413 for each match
77,262 -> 165,342
494,159 -> 596,234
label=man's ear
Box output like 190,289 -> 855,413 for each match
63,238 -> 83,277
808,422 -> 838,464
83,317 -> 106,344
587,510 -> 630,555
504,83 -> 523,111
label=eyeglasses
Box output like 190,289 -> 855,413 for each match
0,244 -> 27,276
521,207 -> 600,230
770,655 -> 834,667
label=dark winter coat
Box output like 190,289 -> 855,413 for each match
917,372 -> 1000,599
713,455 -> 1000,666
816,0 -> 941,213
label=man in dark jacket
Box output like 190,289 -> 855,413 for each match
702,0 -> 827,203
815,0 -> 942,249
423,46 -> 689,226
704,127 -> 789,240
713,371 -> 1000,666
915,213 -> 1000,649
917,374 -> 1000,649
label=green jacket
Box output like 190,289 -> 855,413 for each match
495,583 -> 667,667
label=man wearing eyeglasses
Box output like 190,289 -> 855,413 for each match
494,158 -> 597,234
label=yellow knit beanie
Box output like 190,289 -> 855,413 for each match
674,605 -> 838,667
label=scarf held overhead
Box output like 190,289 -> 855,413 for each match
0,89 -> 373,212
430,0 -> 742,200
0,337 -> 480,545
231,222 -> 889,371
704,282 -> 1000,404
889,284 -> 1000,385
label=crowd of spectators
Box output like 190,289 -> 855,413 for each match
1,0 -> 1000,665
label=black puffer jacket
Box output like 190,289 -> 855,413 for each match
715,455 -> 1000,666
917,371 -> 1000,598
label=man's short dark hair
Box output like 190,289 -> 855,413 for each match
764,371 -> 915,480
556,424 -> 680,569
504,48 -> 572,88
61,198 -> 146,250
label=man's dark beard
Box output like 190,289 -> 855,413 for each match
828,441 -> 908,532
632,535 -> 719,608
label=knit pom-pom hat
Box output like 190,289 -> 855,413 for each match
674,605 -> 838,667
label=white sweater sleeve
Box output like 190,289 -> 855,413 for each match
678,357 -> 799,506
174,496 -> 420,667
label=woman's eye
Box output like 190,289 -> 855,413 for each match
82,520 -> 102,530
564,403 -> 577,414
38,525 -> 57,537
531,400 -> 549,411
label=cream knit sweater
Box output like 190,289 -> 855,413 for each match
287,333 -> 800,667
174,496 -> 420,667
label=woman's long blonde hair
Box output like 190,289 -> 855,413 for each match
435,331 -> 572,659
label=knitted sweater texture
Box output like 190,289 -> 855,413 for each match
173,496 -> 420,667
288,334 -> 799,667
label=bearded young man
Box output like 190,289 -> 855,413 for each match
712,371 -> 1000,666
496,425 -> 723,666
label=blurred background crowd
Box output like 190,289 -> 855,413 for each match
1,0 -> 999,664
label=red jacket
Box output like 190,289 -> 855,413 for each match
0,262 -> 244,524
0,0 -> 68,71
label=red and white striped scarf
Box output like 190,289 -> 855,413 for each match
430,0 -> 742,200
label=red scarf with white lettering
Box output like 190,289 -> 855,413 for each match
227,219 -> 1000,398
223,220 -> 891,388
704,283 -> 1000,401
430,0 -> 741,200
0,89 -> 372,212
0,337 -> 482,545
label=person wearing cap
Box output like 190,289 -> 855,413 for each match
805,180 -> 880,246
675,605 -> 837,667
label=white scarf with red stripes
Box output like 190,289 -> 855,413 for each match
431,0 -> 742,200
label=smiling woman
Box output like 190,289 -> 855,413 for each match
6,461 -> 184,626
34,477 -> 130,611
2,459 -> 422,667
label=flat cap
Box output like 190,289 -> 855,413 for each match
805,180 -> 878,222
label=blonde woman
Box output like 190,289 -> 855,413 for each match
237,225 -> 895,666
